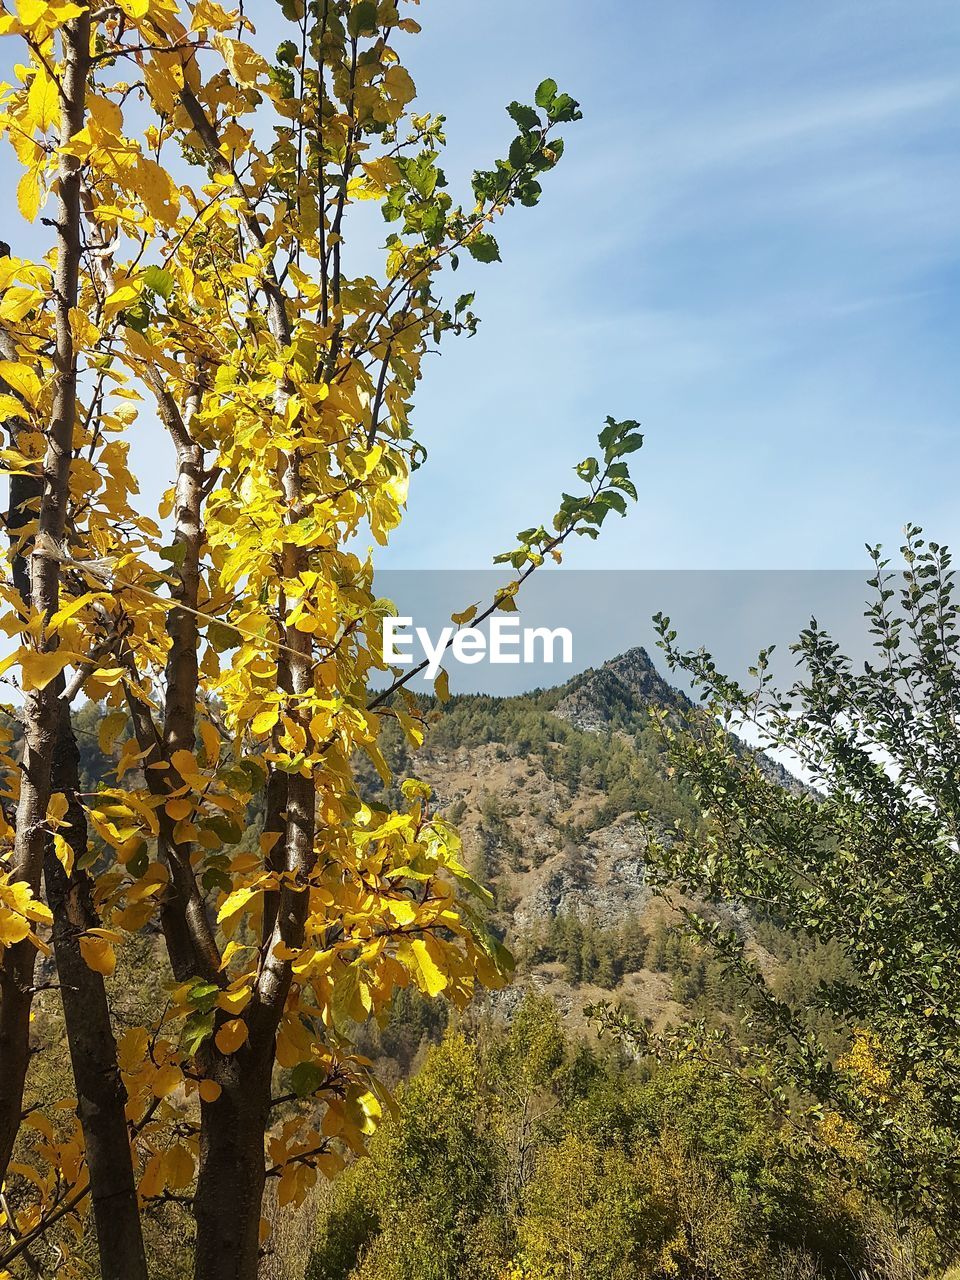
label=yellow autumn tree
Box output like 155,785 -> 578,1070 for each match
0,3 -> 641,1278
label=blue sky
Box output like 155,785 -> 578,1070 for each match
382,0 -> 960,570
3,1 -> 959,574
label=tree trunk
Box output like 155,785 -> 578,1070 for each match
193,1045 -> 273,1280
44,699 -> 148,1280
0,10 -> 90,1185
178,82 -> 318,1280
159,424 -> 221,982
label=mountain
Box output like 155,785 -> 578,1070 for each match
67,647 -> 809,1044
406,645 -> 783,1032
550,645 -> 690,732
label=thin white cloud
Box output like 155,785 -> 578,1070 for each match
675,78 -> 959,168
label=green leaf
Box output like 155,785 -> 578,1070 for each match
507,100 -> 540,131
611,475 -> 638,501
181,1010 -> 215,1058
548,92 -> 582,124
597,489 -> 628,516
509,134 -> 535,169
467,233 -> 500,264
143,265 -> 174,300
290,1061 -> 325,1098
159,541 -> 187,568
127,844 -> 149,879
186,982 -> 220,1013
347,0 -> 378,36
519,180 -> 542,207
207,620 -> 242,652
609,431 -> 644,459
201,866 -> 231,894
535,78 -> 558,109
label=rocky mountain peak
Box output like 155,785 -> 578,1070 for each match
551,645 -> 688,733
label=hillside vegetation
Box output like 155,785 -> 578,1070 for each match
17,639 -> 956,1279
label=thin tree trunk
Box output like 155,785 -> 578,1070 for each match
0,11 -> 90,1185
2,222 -> 147,1276
0,329 -> 39,1197
44,700 -> 148,1280
179,81 -> 321,1280
156,393 -> 221,982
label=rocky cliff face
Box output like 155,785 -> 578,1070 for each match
418,647 -> 692,931
410,643 -> 799,1032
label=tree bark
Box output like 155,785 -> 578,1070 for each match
159,400 -> 221,981
192,1044 -> 273,1280
0,11 -> 90,1185
44,700 -> 148,1280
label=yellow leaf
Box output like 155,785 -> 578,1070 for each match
103,282 -> 142,318
0,286 -> 41,323
15,1 -> 44,29
49,591 -> 107,631
20,648 -> 73,692
27,67 -> 58,134
250,707 -> 279,735
117,1026 -> 149,1074
3,878 -> 53,927
171,748 -> 199,777
0,362 -> 41,407
219,939 -> 247,970
53,833 -> 74,877
16,170 -> 41,223
97,709 -> 128,754
114,901 -> 156,932
139,1152 -> 163,1199
47,791 -> 68,823
79,934 -> 116,976
198,1078 -> 222,1103
135,157 -> 180,220
213,35 -> 271,88
165,797 -> 193,821
434,668 -> 449,703
152,1063 -> 182,1098
199,718 -> 221,765
260,830 -> 281,858
400,937 -> 448,998
388,898 -> 417,927
277,1160 -> 316,1208
216,884 -> 260,926
355,1087 -> 382,1133
216,984 -> 252,1015
451,604 -> 478,626
0,394 -> 26,419
164,1143 -> 195,1190
172,818 -> 198,844
191,0 -> 238,31
214,1017 -> 248,1055
0,908 -> 31,947
17,0 -> 84,24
